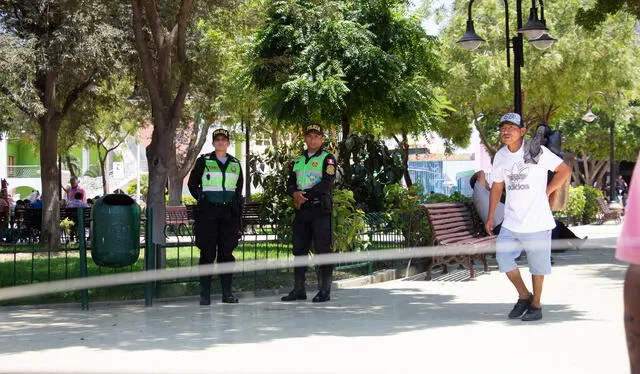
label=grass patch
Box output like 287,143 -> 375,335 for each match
0,240 -> 385,306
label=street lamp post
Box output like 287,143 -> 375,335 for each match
457,0 -> 556,117
582,91 -> 618,202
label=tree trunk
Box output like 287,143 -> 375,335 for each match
64,155 -> 77,177
400,130 -> 412,187
39,118 -> 62,249
132,0 -> 193,268
167,173 -> 185,206
146,123 -> 171,269
98,146 -> 109,195
167,137 -> 182,206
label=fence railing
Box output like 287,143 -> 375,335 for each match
0,206 -> 411,308
5,165 -> 41,178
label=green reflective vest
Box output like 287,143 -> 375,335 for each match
201,156 -> 241,203
293,151 -> 328,191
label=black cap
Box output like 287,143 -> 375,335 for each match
213,128 -> 230,139
304,124 -> 324,136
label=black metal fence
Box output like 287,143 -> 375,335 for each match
0,205 -> 410,308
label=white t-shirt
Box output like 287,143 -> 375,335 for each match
492,144 -> 563,233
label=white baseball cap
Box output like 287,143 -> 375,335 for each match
499,112 -> 523,128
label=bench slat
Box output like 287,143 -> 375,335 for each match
421,202 -> 492,279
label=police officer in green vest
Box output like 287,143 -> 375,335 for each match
188,128 -> 243,305
282,124 -> 336,303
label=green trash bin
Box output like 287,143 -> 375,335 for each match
91,194 -> 141,267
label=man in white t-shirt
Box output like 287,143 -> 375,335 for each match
485,113 -> 571,321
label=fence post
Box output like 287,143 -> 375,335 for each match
145,206 -> 154,307
77,207 -> 89,310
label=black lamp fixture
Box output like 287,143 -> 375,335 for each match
456,0 -> 485,51
528,1 -> 556,50
517,0 -> 549,40
529,32 -> 557,50
582,90 -> 624,202
457,0 -> 555,116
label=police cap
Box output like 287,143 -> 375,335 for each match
304,124 -> 324,136
213,128 -> 230,140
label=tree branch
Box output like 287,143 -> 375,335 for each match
0,85 -> 37,120
60,69 -> 98,119
175,0 -> 193,62
131,0 -> 163,108
142,0 -> 164,49
106,130 -> 133,153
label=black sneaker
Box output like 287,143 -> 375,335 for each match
521,306 -> 543,321
508,294 -> 532,319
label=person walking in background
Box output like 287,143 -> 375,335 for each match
616,155 -> 640,373
485,113 -> 571,321
281,124 -> 336,303
616,175 -> 629,206
188,128 -> 243,305
64,176 -> 86,203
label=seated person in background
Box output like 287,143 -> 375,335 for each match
471,170 -> 586,251
471,170 -> 504,235
66,192 -> 89,208
30,198 -> 42,208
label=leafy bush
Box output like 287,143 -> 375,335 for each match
582,185 -> 604,224
339,133 -> 404,212
332,189 -> 367,252
383,183 -> 431,246
249,142 -> 300,242
182,195 -> 196,206
563,186 -> 586,223
125,174 -> 148,199
249,192 -> 264,204
423,190 -> 471,204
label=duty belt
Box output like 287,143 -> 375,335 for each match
301,198 -> 321,209
208,201 -> 233,207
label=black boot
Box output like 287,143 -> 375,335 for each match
281,267 -> 307,301
220,274 -> 239,303
200,276 -> 212,306
312,265 -> 332,303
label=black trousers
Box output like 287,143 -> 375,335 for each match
195,201 -> 239,265
292,204 -> 333,256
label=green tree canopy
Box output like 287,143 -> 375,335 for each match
575,0 -> 640,30
251,0 -> 452,186
0,0 -> 130,247
436,0 -> 640,157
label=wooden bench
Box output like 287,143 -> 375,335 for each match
164,205 -> 195,237
595,197 -> 622,225
422,202 -> 495,280
60,207 -> 91,243
242,202 -> 262,231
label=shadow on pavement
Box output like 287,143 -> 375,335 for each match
0,285 -> 589,354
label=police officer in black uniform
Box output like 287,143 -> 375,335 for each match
188,128 -> 243,305
281,124 -> 336,303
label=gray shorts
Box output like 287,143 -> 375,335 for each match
496,227 -> 552,275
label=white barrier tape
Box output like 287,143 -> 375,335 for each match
0,236 -> 619,301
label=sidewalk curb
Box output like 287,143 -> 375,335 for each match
333,264 -> 427,289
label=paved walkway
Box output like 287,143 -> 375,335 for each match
0,221 -> 629,373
